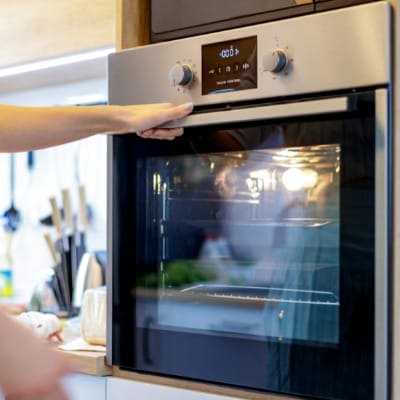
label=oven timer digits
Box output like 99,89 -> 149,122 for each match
168,63 -> 195,88
219,44 -> 240,59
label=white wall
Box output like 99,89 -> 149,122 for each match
0,77 -> 109,303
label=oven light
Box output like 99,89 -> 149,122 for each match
153,173 -> 162,194
282,168 -> 318,191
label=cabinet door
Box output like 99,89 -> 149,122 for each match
62,374 -> 106,400
0,374 -> 106,400
106,377 -> 248,400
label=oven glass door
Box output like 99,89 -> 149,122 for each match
111,91 -> 388,400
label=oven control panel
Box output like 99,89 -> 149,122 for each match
167,37 -> 290,94
168,42 -> 290,92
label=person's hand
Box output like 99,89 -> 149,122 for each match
119,102 -> 193,140
0,303 -> 26,315
0,312 -> 71,400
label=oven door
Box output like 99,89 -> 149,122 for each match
109,89 -> 390,400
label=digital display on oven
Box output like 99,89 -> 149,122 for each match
202,36 -> 257,95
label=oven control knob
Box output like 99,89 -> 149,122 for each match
262,49 -> 289,73
169,64 -> 194,87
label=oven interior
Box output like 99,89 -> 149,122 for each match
139,141 -> 340,344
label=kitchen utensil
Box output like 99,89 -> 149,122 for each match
61,188 -> 75,296
49,196 -> 71,308
3,154 -> 20,232
43,232 -> 65,310
49,197 -> 63,236
43,232 -> 59,266
27,151 -> 34,171
75,185 -> 88,264
29,271 -> 59,313
39,208 -> 65,226
72,251 -> 105,308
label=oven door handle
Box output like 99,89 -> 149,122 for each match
162,96 -> 349,128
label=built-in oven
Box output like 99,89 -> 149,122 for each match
150,0 -> 378,42
108,2 -> 391,399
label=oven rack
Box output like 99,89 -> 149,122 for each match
170,284 -> 340,307
161,218 -> 336,229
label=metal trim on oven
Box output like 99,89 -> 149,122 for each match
375,88 -> 390,400
106,135 -> 113,364
162,96 -> 349,128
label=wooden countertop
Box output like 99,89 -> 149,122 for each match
59,349 -> 111,376
57,318 -> 111,377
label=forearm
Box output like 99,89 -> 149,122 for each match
0,104 -> 129,152
0,101 -> 192,152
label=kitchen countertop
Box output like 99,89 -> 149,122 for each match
57,316 -> 111,377
59,348 -> 111,376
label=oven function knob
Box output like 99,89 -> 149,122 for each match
262,49 -> 289,73
168,63 -> 194,87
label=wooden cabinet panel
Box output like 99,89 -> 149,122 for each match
116,0 -> 150,50
0,0 -> 115,67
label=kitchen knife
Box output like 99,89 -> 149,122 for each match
61,188 -> 76,296
43,232 -> 65,311
49,196 -> 71,309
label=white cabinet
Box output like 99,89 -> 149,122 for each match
62,374 -> 106,400
0,374 -> 106,400
106,377 -> 245,400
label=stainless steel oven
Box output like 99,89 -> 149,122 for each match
108,2 -> 391,399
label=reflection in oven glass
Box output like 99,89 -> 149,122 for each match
138,143 -> 340,345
